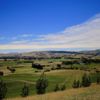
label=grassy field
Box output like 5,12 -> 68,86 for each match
0,58 -> 100,99
6,84 -> 100,100
0,70 -> 85,98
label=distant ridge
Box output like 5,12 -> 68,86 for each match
0,49 -> 100,58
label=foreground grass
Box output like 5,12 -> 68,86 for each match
1,70 -> 84,98
0,59 -> 99,99
6,84 -> 100,100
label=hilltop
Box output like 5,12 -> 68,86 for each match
0,49 -> 100,58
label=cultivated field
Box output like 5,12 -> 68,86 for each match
0,56 -> 100,99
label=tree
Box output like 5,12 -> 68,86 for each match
36,72 -> 48,94
96,73 -> 100,84
72,80 -> 80,88
60,83 -> 66,91
32,63 -> 43,69
54,84 -> 60,92
0,71 -> 4,76
7,67 -> 16,73
81,73 -> 91,87
0,80 -> 7,100
21,83 -> 29,97
56,64 -> 62,69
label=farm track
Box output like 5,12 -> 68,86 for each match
5,79 -> 35,84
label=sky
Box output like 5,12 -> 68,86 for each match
0,0 -> 100,53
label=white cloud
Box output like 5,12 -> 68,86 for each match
10,34 -> 33,41
0,14 -> 100,51
11,40 -> 31,44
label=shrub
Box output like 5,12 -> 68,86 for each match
32,63 -> 43,69
7,67 -> 16,73
60,84 -> 66,91
0,80 -> 7,100
10,68 -> 16,73
72,80 -> 80,88
81,73 -> 91,87
54,84 -> 60,92
97,76 -> 100,84
56,64 -> 62,69
51,67 -> 55,70
44,69 -> 50,72
96,73 -> 100,84
62,61 -> 73,65
0,71 -> 4,76
21,83 -> 29,97
35,70 -> 39,73
36,72 -> 48,94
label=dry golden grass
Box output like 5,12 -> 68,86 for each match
6,84 -> 100,100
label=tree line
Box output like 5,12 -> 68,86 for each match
0,72 -> 100,100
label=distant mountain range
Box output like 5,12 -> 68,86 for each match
0,49 -> 100,58
80,49 -> 100,56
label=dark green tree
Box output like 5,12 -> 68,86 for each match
21,83 -> 29,97
96,73 -> 100,84
0,80 -> 7,100
36,72 -> 48,94
81,73 -> 91,87
81,57 -> 89,64
72,80 -> 80,88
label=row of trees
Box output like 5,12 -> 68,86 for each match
0,72 -> 48,99
32,63 -> 44,69
54,83 -> 66,91
72,73 -> 91,88
62,57 -> 100,65
21,72 -> 100,97
0,72 -> 100,99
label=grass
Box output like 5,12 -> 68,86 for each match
6,84 -> 100,100
0,59 -> 100,99
0,70 -> 85,98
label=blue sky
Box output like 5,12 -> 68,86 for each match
0,0 -> 100,52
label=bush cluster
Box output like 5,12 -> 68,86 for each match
54,83 -> 66,92
0,80 -> 7,100
72,73 -> 91,88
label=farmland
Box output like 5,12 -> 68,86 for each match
7,83 -> 100,100
0,51 -> 100,99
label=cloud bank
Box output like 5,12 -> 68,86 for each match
0,14 -> 100,52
